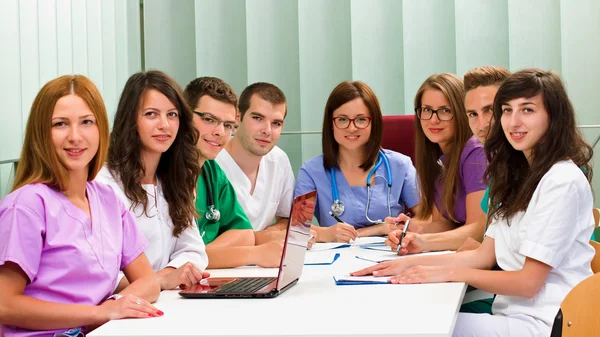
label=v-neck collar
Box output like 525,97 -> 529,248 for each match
221,150 -> 265,198
54,183 -> 106,268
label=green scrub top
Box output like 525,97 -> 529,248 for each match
480,186 -> 490,214
195,160 -> 252,244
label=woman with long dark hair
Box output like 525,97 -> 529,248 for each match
354,69 -> 595,336
96,70 -> 209,291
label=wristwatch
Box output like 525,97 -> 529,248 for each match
105,294 -> 123,301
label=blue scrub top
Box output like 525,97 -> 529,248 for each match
294,149 -> 420,229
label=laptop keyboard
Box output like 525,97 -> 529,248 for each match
215,277 -> 277,293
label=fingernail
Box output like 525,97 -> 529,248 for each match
157,310 -> 164,316
148,313 -> 154,317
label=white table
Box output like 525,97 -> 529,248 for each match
90,241 -> 467,337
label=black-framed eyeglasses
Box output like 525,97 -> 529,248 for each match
193,111 -> 236,132
332,116 -> 372,129
415,107 -> 454,121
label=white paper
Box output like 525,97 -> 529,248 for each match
355,250 -> 455,263
333,275 -> 391,284
304,252 -> 338,265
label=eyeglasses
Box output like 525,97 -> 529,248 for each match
415,107 -> 454,121
194,111 -> 236,132
332,116 -> 372,129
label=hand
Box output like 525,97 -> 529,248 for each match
386,231 -> 424,255
319,223 -> 359,243
457,237 -> 481,252
385,214 -> 424,234
255,240 -> 284,268
389,265 -> 456,284
350,259 -> 410,277
159,262 -> 210,290
307,229 -> 317,249
98,294 -> 162,321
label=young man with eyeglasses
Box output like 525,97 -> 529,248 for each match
214,83 -> 316,248
183,77 -> 285,269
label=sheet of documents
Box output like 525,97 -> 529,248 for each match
333,275 -> 391,285
309,236 -> 386,251
304,252 -> 340,265
355,250 -> 454,263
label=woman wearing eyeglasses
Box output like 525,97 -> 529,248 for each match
294,81 -> 420,243
96,70 -> 209,291
385,73 -> 487,254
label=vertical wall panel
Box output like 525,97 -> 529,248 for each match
144,0 -> 196,87
0,0 -> 23,163
125,0 -> 142,77
560,0 -> 600,200
350,0 -> 404,116
245,0 -> 302,172
455,0 -> 509,76
101,0 -> 118,120
298,0 -> 353,161
56,0 -> 74,75
19,0 -> 40,137
86,0 -> 103,92
508,0 -> 561,72
402,0 -> 457,115
38,0 -> 58,85
194,0 -> 247,95
71,0 -> 88,75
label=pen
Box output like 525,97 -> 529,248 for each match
329,211 -> 344,224
396,218 -> 410,253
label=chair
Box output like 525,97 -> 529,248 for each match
550,273 -> 600,337
591,240 -> 600,274
593,208 -> 599,228
381,115 -> 416,164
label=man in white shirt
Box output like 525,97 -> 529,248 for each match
215,82 -> 304,245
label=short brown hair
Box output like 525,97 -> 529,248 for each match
464,66 -> 510,92
322,81 -> 383,171
238,82 -> 287,120
13,75 -> 109,192
183,76 -> 238,111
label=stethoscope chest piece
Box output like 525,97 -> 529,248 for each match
205,205 -> 221,222
331,200 -> 345,217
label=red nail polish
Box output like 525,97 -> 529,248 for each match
157,310 -> 164,316
148,313 -> 153,317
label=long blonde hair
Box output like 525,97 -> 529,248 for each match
12,75 -> 109,192
413,73 -> 471,221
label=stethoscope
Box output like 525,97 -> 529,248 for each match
202,165 -> 221,222
330,149 -> 393,223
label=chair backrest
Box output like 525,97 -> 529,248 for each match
593,208 -> 600,228
591,240 -> 600,274
381,115 -> 416,164
556,272 -> 600,337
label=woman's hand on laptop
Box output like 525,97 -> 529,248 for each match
158,262 -> 210,290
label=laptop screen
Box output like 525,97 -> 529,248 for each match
275,190 -> 316,291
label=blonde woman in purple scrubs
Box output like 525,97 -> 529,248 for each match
0,75 -> 161,337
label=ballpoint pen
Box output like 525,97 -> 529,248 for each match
396,218 -> 410,253
329,211 -> 344,224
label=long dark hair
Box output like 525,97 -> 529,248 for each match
485,68 -> 593,220
321,81 -> 383,171
108,70 -> 201,237
413,73 -> 471,221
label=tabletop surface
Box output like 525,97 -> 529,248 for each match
90,238 -> 467,337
